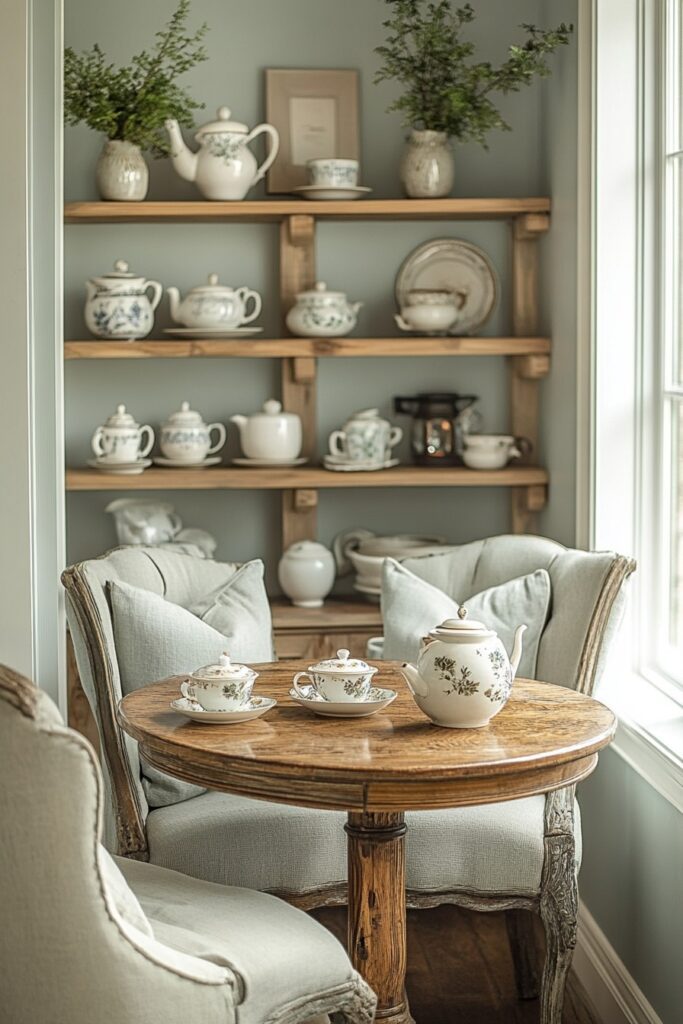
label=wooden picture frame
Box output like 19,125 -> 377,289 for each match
265,68 -> 360,194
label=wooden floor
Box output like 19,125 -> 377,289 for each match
314,905 -> 599,1024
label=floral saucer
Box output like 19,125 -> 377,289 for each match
288,685 -> 397,718
171,695 -> 276,724
323,456 -> 399,473
153,455 -> 222,469
87,456 -> 152,475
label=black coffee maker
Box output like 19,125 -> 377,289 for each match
394,392 -> 479,466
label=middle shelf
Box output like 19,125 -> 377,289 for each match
65,465 -> 549,491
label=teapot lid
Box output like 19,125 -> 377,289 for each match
348,407 -> 381,421
309,648 -> 373,675
297,281 -> 347,301
190,651 -> 254,681
92,259 -> 146,285
429,607 -> 495,641
196,106 -> 249,137
187,273 -> 237,295
260,399 -> 287,417
164,401 -> 205,427
103,404 -> 138,429
284,540 -> 331,560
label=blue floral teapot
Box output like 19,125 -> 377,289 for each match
84,259 -> 162,340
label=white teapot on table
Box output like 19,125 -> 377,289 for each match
165,106 -> 279,201
399,609 -> 527,729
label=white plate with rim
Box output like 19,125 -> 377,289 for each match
323,456 -> 399,473
164,327 -> 263,338
232,456 -> 309,468
87,457 -> 152,475
395,238 -> 498,336
171,695 -> 276,724
292,185 -> 373,201
288,685 -> 397,718
153,456 -> 222,469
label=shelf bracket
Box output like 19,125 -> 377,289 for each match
513,353 -> 550,380
511,484 -> 547,534
282,489 -> 318,548
292,356 -> 317,383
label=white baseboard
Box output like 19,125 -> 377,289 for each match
573,904 -> 663,1024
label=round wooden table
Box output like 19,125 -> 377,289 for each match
118,663 -> 615,1024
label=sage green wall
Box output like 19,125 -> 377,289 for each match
64,0 -> 567,588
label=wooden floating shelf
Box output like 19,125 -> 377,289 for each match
65,465 -> 548,492
64,336 -> 551,360
64,197 -> 551,224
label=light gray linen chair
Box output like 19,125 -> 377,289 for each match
63,537 -> 634,1024
0,663 -> 375,1024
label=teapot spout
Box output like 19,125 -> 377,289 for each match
165,119 -> 198,182
166,286 -> 181,323
509,624 -> 528,678
229,414 -> 248,438
399,662 -> 429,698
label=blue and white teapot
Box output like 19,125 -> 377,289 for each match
84,259 -> 162,340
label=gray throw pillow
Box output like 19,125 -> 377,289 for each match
110,560 -> 274,808
381,558 -> 552,679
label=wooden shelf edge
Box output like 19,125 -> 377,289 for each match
65,465 -> 549,492
64,197 -> 551,224
64,336 -> 552,360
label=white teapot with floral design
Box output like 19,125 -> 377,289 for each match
165,107 -> 279,201
399,609 -> 527,729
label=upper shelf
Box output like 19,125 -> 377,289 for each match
64,336 -> 551,360
64,197 -> 551,224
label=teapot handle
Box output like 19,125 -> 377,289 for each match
144,280 -> 163,312
245,123 -> 280,185
388,426 -> 403,449
328,430 -> 347,457
236,287 -> 262,325
91,427 -> 106,458
138,425 -> 155,458
206,422 -> 227,455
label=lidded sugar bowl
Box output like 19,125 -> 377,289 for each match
285,282 -> 362,338
84,259 -> 162,340
159,401 -> 227,464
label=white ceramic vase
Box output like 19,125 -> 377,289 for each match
400,129 -> 454,199
96,140 -> 149,201
278,541 -> 335,608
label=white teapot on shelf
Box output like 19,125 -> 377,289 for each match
399,609 -> 527,729
285,282 -> 362,338
230,400 -> 302,461
167,274 -> 262,330
84,260 -> 162,340
160,401 -> 226,463
165,106 -> 279,201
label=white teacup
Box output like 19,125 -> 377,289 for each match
182,652 -> 257,712
293,648 -> 377,703
462,434 -> 532,470
307,158 -> 359,188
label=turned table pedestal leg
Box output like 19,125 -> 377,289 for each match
345,811 -> 414,1024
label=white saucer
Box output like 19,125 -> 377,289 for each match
323,456 -> 399,473
153,456 -> 222,469
87,457 -> 152,475
171,695 -> 276,724
232,456 -> 309,468
164,327 -> 263,338
353,581 -> 382,601
288,685 -> 397,718
292,185 -> 372,201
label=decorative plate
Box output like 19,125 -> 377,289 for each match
87,457 -> 152,475
232,456 -> 309,468
323,456 -> 399,473
395,238 -> 498,336
163,327 -> 263,338
171,695 -> 276,724
288,685 -> 397,718
153,456 -> 222,469
292,185 -> 372,201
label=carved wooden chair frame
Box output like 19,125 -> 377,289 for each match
62,552 -> 636,1024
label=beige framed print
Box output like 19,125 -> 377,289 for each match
265,69 -> 360,193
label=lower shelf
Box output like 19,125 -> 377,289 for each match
65,464 -> 549,491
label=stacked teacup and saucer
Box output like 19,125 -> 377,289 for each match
289,648 -> 396,718
292,158 -> 372,201
172,652 -> 276,724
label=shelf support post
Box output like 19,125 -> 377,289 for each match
510,212 -> 549,534
280,214 -> 317,545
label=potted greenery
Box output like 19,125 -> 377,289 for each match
64,1 -> 208,201
374,1 -> 572,198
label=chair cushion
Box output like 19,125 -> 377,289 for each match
381,557 -> 552,676
110,561 -> 273,809
146,790 -> 581,898
118,856 -> 373,1024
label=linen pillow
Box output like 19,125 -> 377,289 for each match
381,557 -> 552,679
110,560 -> 273,808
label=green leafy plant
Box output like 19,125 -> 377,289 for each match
64,0 -> 208,157
374,1 -> 572,145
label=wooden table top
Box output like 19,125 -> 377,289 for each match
118,662 -> 616,812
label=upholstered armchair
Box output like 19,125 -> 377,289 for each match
0,663 -> 375,1024
62,537 -> 634,1024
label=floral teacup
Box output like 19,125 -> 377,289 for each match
182,652 -> 257,712
293,648 -> 377,703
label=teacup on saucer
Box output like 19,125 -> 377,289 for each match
182,651 -> 257,712
172,695 -> 276,724
292,648 -> 377,703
